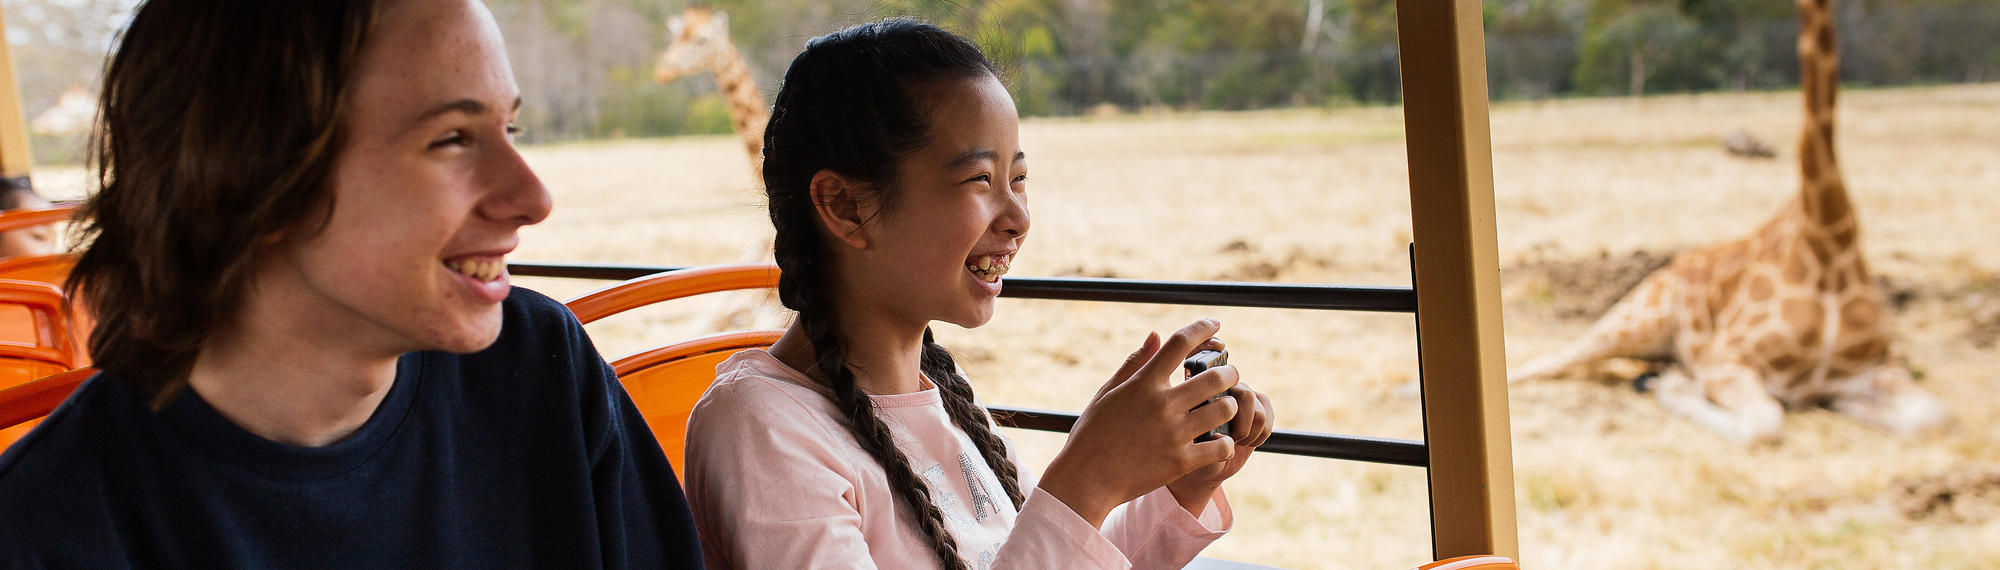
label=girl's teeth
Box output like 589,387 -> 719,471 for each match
967,255 -> 1013,283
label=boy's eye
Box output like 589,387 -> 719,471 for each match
505,123 -> 523,138
429,130 -> 469,149
1012,174 -> 1028,184
964,174 -> 992,185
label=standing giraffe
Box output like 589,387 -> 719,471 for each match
655,6 -> 766,184
655,6 -> 784,330
1508,0 -> 1946,444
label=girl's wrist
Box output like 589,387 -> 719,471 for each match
1036,460 -> 1115,528
1166,479 -> 1219,516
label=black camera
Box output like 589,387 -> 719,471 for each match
1181,349 -> 1232,442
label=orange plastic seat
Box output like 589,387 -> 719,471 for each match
0,253 -> 76,288
0,204 -> 78,285
0,204 -> 77,236
0,277 -> 87,454
0,205 -> 90,366
566,263 -> 783,477
1411,555 -> 1519,570
0,368 -> 94,453
0,279 -> 80,372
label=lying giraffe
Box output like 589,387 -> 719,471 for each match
655,6 -> 766,185
1508,0 -> 1946,444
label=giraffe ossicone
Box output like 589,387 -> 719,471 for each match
655,6 -> 767,185
653,7 -> 787,332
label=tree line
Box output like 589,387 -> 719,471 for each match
6,0 -> 1996,151
495,0 -> 2000,142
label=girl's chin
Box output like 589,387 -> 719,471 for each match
937,305 -> 996,330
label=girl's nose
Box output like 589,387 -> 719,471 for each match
994,189 -> 1029,238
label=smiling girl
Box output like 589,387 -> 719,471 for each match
683,20 -> 1274,569
0,1 -> 699,566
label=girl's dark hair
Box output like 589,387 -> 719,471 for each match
68,0 -> 377,403
762,19 -> 1020,570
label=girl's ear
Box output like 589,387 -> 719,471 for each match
808,169 -> 869,250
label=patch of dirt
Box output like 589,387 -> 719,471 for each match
1963,293 -> 2000,349
1505,248 -> 1676,319
1053,265 -> 1121,279
1877,269 -> 2000,348
1874,274 -> 1922,311
1899,468 -> 2000,523
1207,241 -> 1341,282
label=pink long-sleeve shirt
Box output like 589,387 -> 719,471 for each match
685,350 -> 1231,569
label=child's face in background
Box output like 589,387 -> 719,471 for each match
849,74 -> 1029,330
0,191 -> 57,258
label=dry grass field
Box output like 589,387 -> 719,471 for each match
38,83 -> 1998,568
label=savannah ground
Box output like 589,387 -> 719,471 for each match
41,83 -> 1999,568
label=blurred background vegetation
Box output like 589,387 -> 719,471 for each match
5,0 -> 1997,155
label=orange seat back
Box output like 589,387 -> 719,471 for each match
1412,555 -> 1520,570
0,368 -> 95,453
0,208 -> 90,366
0,279 -> 80,371
0,204 -> 77,234
566,264 -> 783,478
0,253 -> 76,290
0,203 -> 81,287
610,330 -> 782,476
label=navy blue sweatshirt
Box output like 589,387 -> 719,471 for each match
0,288 -> 702,568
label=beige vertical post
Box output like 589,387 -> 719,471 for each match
1395,0 -> 1519,561
0,1 -> 34,180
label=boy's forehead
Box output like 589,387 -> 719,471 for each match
352,0 -> 518,120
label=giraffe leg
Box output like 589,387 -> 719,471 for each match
1510,273 -> 1676,382
1826,365 -> 1949,435
1650,363 -> 1784,445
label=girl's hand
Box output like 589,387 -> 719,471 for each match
1165,380 -> 1274,515
1038,319 -> 1240,528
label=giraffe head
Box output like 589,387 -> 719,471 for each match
654,7 -> 732,84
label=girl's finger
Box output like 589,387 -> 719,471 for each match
1185,393 -> 1239,440
1173,364 -> 1239,410
1248,392 -> 1275,447
1139,319 -> 1220,387
1186,434 -> 1235,469
1095,332 -> 1162,402
1229,384 -> 1256,440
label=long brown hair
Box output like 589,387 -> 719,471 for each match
68,0 -> 379,402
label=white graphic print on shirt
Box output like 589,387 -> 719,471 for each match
920,449 -> 1015,570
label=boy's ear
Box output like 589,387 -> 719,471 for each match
808,169 -> 869,250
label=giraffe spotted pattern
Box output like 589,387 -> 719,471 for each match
1508,0 -> 1947,445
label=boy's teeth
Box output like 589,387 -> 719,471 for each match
448,257 -> 505,282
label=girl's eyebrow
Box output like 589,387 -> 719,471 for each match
946,149 -> 1027,169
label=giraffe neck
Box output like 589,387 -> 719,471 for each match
1794,0 -> 1857,251
708,42 -> 768,170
